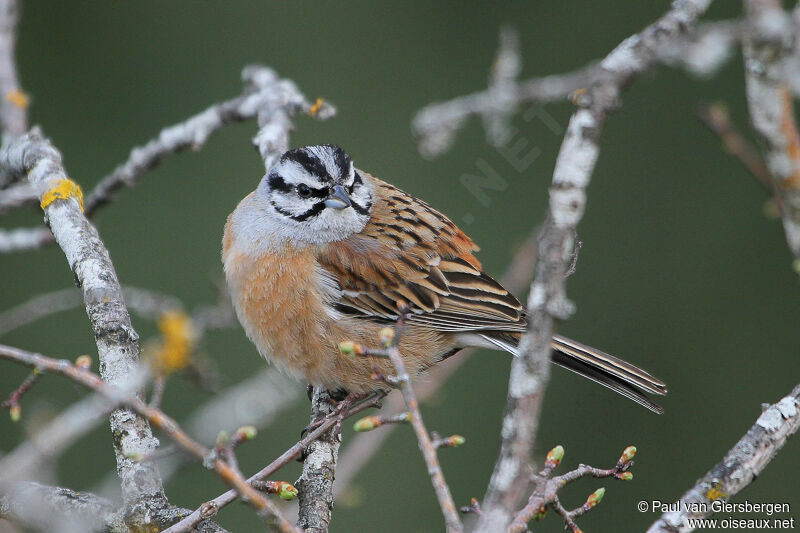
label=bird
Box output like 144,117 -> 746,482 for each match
222,144 -> 667,413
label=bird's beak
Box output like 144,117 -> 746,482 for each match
324,184 -> 352,210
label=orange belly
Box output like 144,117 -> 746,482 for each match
223,221 -> 453,392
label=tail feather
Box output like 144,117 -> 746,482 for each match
477,332 -> 667,414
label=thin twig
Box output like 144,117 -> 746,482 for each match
696,102 -> 775,194
1,367 -> 41,420
412,17 -> 739,158
0,179 -> 36,213
375,316 -> 463,533
161,393 -> 384,533
647,384 -> 800,532
0,343 -> 300,533
507,445 -> 635,533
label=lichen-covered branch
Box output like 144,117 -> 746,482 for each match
295,388 -> 342,533
0,130 -> 170,525
742,0 -> 800,265
476,1 -> 714,530
647,384 -> 800,532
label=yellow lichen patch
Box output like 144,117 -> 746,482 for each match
308,98 -> 324,116
147,310 -> 197,373
5,89 -> 29,109
569,87 -> 587,105
705,481 -> 727,501
40,178 -> 84,212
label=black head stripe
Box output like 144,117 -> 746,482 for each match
271,200 -> 327,222
282,148 -> 330,181
267,174 -> 292,193
291,201 -> 327,221
327,145 -> 352,179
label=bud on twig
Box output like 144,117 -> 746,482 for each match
74,355 -> 92,370
9,404 -> 20,422
379,327 -> 395,347
338,341 -> 364,356
586,487 -> 605,508
459,497 -> 482,516
215,430 -> 230,447
353,411 -> 410,432
234,425 -> 257,441
616,472 -> 633,481
252,480 -> 298,500
532,505 -> 547,521
545,445 -> 564,469
354,415 -> 381,432
435,435 -> 466,449
618,445 -> 636,465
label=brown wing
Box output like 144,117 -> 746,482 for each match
316,173 -> 525,334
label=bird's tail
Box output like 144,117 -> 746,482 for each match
478,332 -> 668,414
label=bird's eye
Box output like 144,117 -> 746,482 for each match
296,184 -> 312,198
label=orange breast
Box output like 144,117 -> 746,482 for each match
223,214 -> 457,392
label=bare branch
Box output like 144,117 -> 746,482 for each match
347,320 -> 463,532
0,130 -> 170,522
0,482 -> 230,533
412,15 -> 737,158
647,384 -> 800,532
0,343 -> 300,532
477,1 -> 714,529
0,66 -> 335,254
83,65 -> 333,217
507,445 -> 636,533
384,340 -> 462,532
0,0 -> 26,149
0,482 -> 114,533
0,180 -> 35,213
742,0 -> 800,265
161,394 -> 383,533
0,225 -> 53,253
295,388 -> 342,533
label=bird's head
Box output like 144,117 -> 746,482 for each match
253,144 -> 373,245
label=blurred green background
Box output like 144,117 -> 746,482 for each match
2,1 -> 799,532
